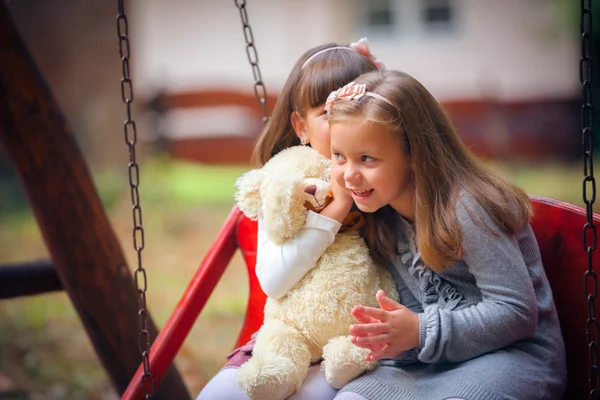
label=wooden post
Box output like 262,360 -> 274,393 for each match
0,5 -> 190,399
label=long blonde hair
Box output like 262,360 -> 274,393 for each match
251,44 -> 378,166
328,70 -> 532,271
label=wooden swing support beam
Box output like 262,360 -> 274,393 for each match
0,5 -> 190,399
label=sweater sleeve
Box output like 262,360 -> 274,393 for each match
417,196 -> 538,364
256,210 -> 342,299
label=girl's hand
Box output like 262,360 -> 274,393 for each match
329,174 -> 353,210
321,173 -> 353,223
350,304 -> 386,355
349,290 -> 420,361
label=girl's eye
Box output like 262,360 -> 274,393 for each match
333,153 -> 346,161
362,155 -> 375,162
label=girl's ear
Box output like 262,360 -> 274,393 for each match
291,111 -> 308,144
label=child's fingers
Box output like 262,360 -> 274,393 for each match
353,305 -> 388,321
351,336 -> 384,352
352,313 -> 379,324
367,345 -> 394,361
354,334 -> 388,345
351,310 -> 380,325
349,322 -> 387,336
350,337 -> 374,350
366,344 -> 391,361
376,290 -> 403,311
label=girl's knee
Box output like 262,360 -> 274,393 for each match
288,365 -> 337,400
196,368 -> 248,400
197,364 -> 341,400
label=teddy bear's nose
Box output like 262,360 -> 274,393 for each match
304,185 -> 317,196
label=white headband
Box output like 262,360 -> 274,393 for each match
301,38 -> 385,70
302,47 -> 352,69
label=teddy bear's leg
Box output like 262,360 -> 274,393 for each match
237,319 -> 311,400
321,335 -> 377,389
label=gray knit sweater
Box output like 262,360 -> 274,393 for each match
340,194 -> 567,400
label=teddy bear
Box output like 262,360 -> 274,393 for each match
234,145 -> 398,400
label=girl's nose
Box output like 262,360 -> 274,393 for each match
344,164 -> 360,184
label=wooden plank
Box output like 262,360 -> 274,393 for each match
167,136 -> 256,165
0,4 -> 190,398
148,90 -> 277,115
0,259 -> 62,299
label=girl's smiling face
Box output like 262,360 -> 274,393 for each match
330,118 -> 415,220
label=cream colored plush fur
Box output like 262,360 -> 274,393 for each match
234,145 -> 398,400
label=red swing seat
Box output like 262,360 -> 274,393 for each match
122,196 -> 599,400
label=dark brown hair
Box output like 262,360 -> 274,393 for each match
251,44 -> 378,166
328,70 -> 532,270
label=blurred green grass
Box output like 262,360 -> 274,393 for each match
0,155 -> 592,399
496,160 -> 583,206
94,155 -> 249,209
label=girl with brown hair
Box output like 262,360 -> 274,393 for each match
326,70 -> 566,400
197,39 -> 381,400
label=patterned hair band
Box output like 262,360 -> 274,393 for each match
324,81 -> 394,113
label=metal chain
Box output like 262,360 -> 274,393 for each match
116,1 -> 154,398
234,0 -> 269,124
581,0 -> 598,398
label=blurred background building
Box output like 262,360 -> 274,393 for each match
133,0 -> 580,164
0,0 -> 584,170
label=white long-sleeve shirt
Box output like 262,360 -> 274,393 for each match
255,211 -> 342,299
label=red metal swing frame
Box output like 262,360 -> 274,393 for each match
122,196 -> 600,400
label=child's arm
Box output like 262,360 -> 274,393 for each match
351,195 -> 540,364
417,196 -> 538,363
256,179 -> 353,299
256,210 -> 341,299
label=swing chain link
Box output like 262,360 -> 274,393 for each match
234,0 -> 270,124
581,0 -> 598,398
116,1 -> 155,398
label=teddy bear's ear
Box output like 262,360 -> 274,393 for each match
234,168 -> 264,220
